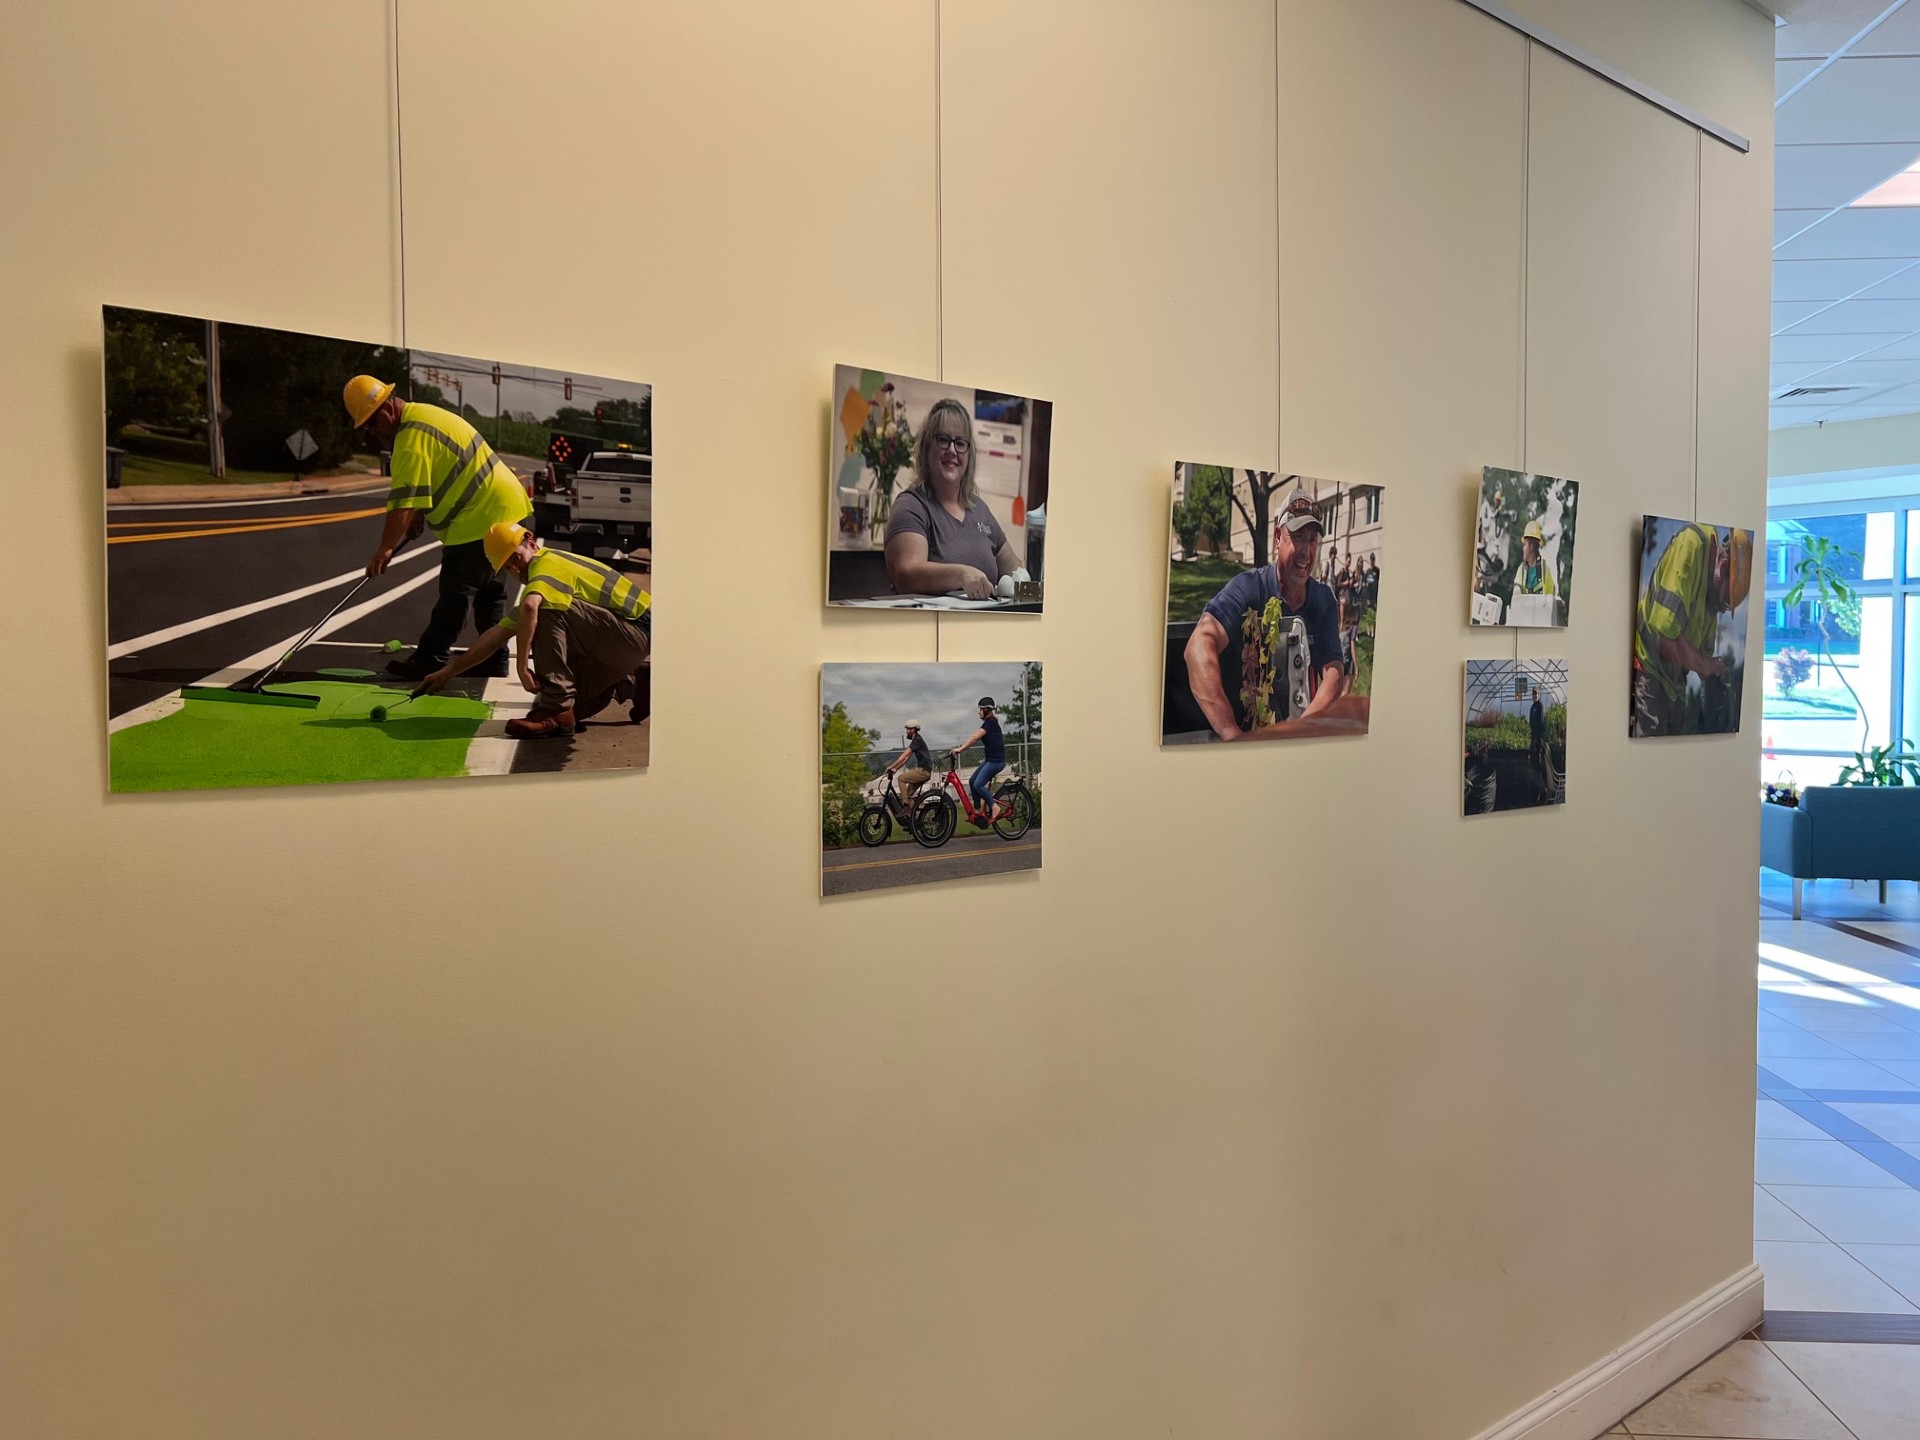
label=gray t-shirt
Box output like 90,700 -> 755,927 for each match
885,487 -> 1007,586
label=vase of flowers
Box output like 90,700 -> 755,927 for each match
853,382 -> 915,547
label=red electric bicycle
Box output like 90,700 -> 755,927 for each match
911,756 -> 1035,848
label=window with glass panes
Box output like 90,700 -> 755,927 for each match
1762,501 -> 1919,787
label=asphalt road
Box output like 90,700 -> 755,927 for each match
107,489 -> 448,720
107,489 -> 652,773
821,830 -> 1042,896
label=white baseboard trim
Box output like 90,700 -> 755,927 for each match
1468,1263 -> 1764,1440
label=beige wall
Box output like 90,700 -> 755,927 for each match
0,3 -> 1772,1437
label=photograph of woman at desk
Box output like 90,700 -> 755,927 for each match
826,364 -> 1049,611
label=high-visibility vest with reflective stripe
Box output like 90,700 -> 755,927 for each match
387,402 -> 531,548
505,548 -> 651,629
1634,522 -> 1715,701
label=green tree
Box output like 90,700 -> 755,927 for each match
218,328 -> 397,472
103,311 -> 205,440
821,702 -> 880,846
1227,469 -> 1287,566
1173,465 -> 1232,557
1784,535 -> 1868,751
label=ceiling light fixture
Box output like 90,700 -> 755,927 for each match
1853,159 -> 1920,208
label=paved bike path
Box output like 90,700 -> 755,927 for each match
822,830 -> 1042,897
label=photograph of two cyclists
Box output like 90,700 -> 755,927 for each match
820,661 -> 1042,897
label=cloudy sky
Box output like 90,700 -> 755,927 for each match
408,349 -> 650,423
823,662 -> 1035,750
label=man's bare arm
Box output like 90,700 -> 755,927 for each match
1183,612 -> 1240,741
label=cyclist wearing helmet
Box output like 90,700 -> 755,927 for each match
953,696 -> 1009,821
884,719 -> 934,807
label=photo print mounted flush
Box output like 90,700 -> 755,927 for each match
105,305 -> 654,792
1630,516 -> 1755,737
821,661 -> 1042,896
1161,464 -> 1382,743
1463,658 -> 1568,815
827,364 -> 1051,611
1471,466 -> 1579,627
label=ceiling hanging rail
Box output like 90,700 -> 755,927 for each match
1456,0 -> 1752,154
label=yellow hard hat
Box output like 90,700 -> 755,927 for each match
484,521 -> 530,572
1725,527 -> 1753,609
1522,519 -> 1545,543
342,374 -> 396,428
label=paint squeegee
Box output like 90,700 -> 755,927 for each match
183,538 -> 410,710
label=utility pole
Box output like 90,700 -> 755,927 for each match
205,319 -> 226,478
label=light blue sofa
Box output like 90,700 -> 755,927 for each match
1761,787 -> 1920,918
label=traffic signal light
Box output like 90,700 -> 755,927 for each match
490,363 -> 501,386
564,377 -> 572,401
594,404 -> 604,421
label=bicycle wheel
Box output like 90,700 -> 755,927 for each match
991,782 -> 1033,840
913,794 -> 956,848
857,805 -> 890,847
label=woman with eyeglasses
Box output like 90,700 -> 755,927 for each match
883,396 -> 1018,599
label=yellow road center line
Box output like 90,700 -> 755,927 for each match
108,508 -> 385,544
107,511 -> 374,529
827,842 -> 1040,873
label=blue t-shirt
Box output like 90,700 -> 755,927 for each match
1202,567 -> 1345,678
980,713 -> 1005,762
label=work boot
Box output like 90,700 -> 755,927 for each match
629,665 -> 651,724
384,653 -> 436,681
505,707 -> 576,739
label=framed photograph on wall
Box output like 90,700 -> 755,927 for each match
104,305 -> 654,793
1464,658 -> 1569,815
1160,464 -> 1381,743
821,661 -> 1042,895
826,364 -> 1050,610
1630,516 -> 1755,737
1471,466 -> 1579,627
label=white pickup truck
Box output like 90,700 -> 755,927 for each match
556,448 -> 651,557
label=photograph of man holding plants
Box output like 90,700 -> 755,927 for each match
1160,464 -> 1382,744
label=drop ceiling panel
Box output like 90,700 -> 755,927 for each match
1775,57 -> 1920,144
1786,356 -> 1920,385
1777,58 -> 1823,96
1819,402 -> 1920,421
1776,142 -> 1920,207
1781,297 -> 1920,331
1775,299 -> 1839,330
1771,330 -> 1909,361
1857,265 -> 1920,299
1776,1 -> 1904,59
1772,360 -> 1833,386
1774,257 -> 1911,300
1776,208 -> 1833,244
1858,382 -> 1920,405
1860,332 -> 1920,357
1774,204 -> 1920,258
1851,5 -> 1920,55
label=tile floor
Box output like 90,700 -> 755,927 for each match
1586,876 -> 1920,1438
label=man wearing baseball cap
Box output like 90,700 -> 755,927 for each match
1182,481 -> 1348,740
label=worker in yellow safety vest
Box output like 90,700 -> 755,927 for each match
416,522 -> 652,739
1632,523 -> 1753,736
342,374 -> 534,681
1514,519 -> 1556,597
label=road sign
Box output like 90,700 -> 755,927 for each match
286,429 -> 318,462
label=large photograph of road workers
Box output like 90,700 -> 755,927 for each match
1463,658 -> 1569,815
104,306 -> 654,793
826,364 -> 1050,611
820,662 -> 1041,896
1161,464 -> 1381,744
1630,516 -> 1755,738
1470,466 -> 1579,627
